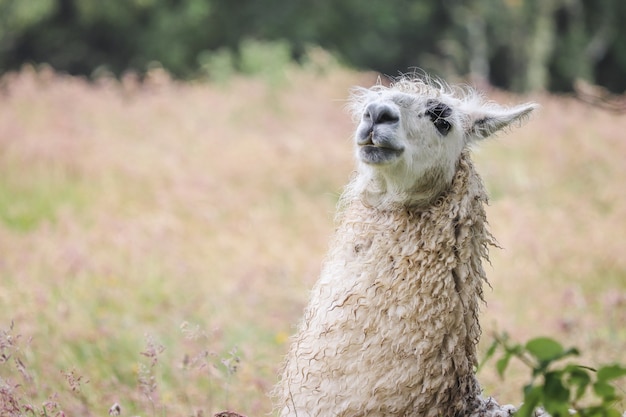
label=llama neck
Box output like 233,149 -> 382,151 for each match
340,151 -> 487,216
345,165 -> 452,210
334,151 -> 495,309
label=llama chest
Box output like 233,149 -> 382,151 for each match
309,212 -> 468,344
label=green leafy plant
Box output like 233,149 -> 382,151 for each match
480,334 -> 626,417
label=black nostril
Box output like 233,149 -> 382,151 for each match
365,103 -> 400,125
377,110 -> 399,124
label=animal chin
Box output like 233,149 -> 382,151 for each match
359,145 -> 404,164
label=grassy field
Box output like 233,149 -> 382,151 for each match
0,64 -> 625,416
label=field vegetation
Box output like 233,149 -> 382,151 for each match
0,64 -> 625,416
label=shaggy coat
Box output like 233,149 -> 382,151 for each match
276,151 -> 496,417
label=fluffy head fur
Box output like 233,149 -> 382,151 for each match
345,76 -> 536,208
274,75 -> 536,417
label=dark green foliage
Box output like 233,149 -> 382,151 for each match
1,0 -> 626,92
481,334 -> 626,417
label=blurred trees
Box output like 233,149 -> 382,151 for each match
1,0 -> 625,92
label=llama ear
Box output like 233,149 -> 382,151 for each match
467,103 -> 538,140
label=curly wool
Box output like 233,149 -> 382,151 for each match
275,151 -> 497,417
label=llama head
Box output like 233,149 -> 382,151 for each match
348,76 -> 537,207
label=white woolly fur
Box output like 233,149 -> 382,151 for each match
274,76 -> 537,417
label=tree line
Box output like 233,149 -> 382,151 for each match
1,0 -> 625,93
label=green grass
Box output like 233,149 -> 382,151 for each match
0,168 -> 86,232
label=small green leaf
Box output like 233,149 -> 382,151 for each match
518,385 -> 542,417
566,366 -> 591,400
597,364 -> 626,382
580,404 -> 602,417
605,409 -> 623,417
544,402 -> 571,417
592,381 -> 616,400
545,371 -> 570,402
496,354 -> 511,378
525,337 -> 565,362
543,372 -> 571,417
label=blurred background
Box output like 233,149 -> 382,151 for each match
1,1 -> 625,416
1,0 -> 626,92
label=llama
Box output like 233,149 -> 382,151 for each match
274,76 -> 537,417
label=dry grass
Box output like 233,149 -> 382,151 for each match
0,65 -> 624,416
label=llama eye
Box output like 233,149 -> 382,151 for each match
433,118 -> 451,135
426,102 -> 452,136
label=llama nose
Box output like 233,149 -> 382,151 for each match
364,102 -> 400,125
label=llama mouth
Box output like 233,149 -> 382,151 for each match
359,144 -> 404,164
357,128 -> 404,164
